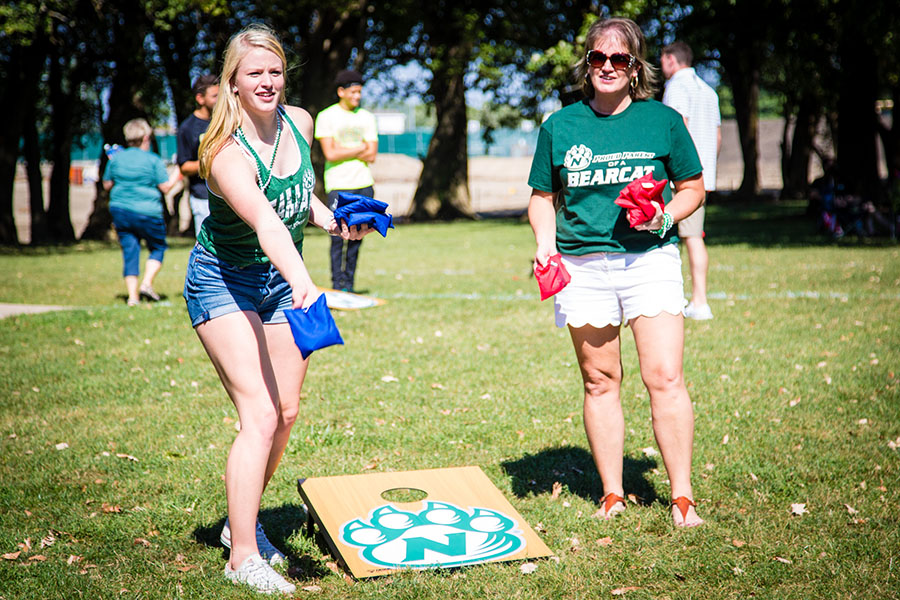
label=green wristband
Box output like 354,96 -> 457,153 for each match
650,212 -> 673,238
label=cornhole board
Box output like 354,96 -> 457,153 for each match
319,287 -> 386,311
297,466 -> 553,578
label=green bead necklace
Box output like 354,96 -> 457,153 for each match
235,112 -> 283,192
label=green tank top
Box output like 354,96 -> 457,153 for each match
198,106 -> 315,267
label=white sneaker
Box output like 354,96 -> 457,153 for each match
684,302 -> 714,320
221,519 -> 286,566
224,553 -> 296,595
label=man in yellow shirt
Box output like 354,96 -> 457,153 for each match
314,70 -> 378,292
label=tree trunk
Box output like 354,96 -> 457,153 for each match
783,96 -> 819,198
0,42 -> 39,245
410,39 -> 474,220
23,115 -> 49,245
81,3 -> 150,241
46,49 -> 76,243
723,54 -> 761,197
294,2 -> 369,204
836,34 -> 880,196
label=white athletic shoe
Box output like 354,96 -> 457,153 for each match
221,519 -> 286,566
684,302 -> 714,320
224,553 -> 296,595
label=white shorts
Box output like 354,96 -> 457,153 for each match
554,244 -> 686,328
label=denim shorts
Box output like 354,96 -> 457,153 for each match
110,206 -> 167,277
183,243 -> 292,327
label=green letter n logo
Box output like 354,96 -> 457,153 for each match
404,532 -> 466,562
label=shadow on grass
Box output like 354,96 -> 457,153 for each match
501,445 -> 660,507
705,194 -> 898,248
192,503 -> 329,578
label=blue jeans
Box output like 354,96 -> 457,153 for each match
328,186 -> 373,290
110,206 -> 167,277
183,243 -> 293,327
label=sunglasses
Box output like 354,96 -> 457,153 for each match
586,50 -> 635,70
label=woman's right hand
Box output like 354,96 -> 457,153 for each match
291,278 -> 321,310
534,243 -> 557,270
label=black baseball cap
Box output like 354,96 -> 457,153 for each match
335,69 -> 364,88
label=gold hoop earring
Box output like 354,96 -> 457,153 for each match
630,75 -> 638,93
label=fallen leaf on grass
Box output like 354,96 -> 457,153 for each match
67,555 -> 82,565
40,533 -> 56,548
302,585 -> 322,593
733,566 -> 745,575
134,538 -> 151,547
116,453 -> 139,462
431,383 -> 445,390
844,504 -> 859,515
641,447 -> 658,457
568,537 -> 581,552
612,586 -> 640,595
101,503 -> 122,513
596,537 -> 613,546
520,562 -> 538,574
732,539 -> 746,548
380,375 -> 399,383
55,442 -> 69,451
28,554 -> 47,561
774,556 -> 793,564
533,522 -> 547,534
790,503 -> 808,516
550,481 -> 562,500
176,564 -> 198,572
722,435 -> 730,445
3,551 -> 21,560
325,561 -> 340,574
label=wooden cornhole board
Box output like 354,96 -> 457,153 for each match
318,287 -> 386,311
297,466 -> 553,578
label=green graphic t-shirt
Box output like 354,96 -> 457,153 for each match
198,107 -> 314,267
528,99 -> 702,254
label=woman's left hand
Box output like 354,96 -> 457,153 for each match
634,204 -> 665,232
327,217 -> 371,240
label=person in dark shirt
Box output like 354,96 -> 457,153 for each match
177,74 -> 219,235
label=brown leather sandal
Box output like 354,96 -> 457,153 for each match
671,496 -> 702,527
599,492 -> 627,520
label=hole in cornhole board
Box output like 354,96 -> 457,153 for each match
381,487 -> 428,503
298,466 -> 554,578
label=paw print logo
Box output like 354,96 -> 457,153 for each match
340,501 -> 525,569
564,144 -> 593,171
302,168 -> 315,191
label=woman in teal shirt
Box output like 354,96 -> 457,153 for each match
102,118 -> 180,305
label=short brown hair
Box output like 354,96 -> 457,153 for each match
662,41 -> 693,67
192,74 -> 219,98
575,17 -> 659,101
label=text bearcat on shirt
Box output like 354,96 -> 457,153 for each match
567,164 -> 657,188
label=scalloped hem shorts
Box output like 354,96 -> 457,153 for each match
554,244 -> 686,329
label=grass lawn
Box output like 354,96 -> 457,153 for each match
1,200 -> 898,599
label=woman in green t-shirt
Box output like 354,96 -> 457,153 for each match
186,25 -> 370,594
528,17 -> 706,527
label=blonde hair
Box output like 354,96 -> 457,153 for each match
123,118 -> 152,146
198,24 -> 288,179
575,17 -> 659,101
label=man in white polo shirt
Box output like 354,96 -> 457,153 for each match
662,41 -> 721,320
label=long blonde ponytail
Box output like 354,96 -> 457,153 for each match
198,24 -> 288,179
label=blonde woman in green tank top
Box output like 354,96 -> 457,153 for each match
186,25 -> 371,594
